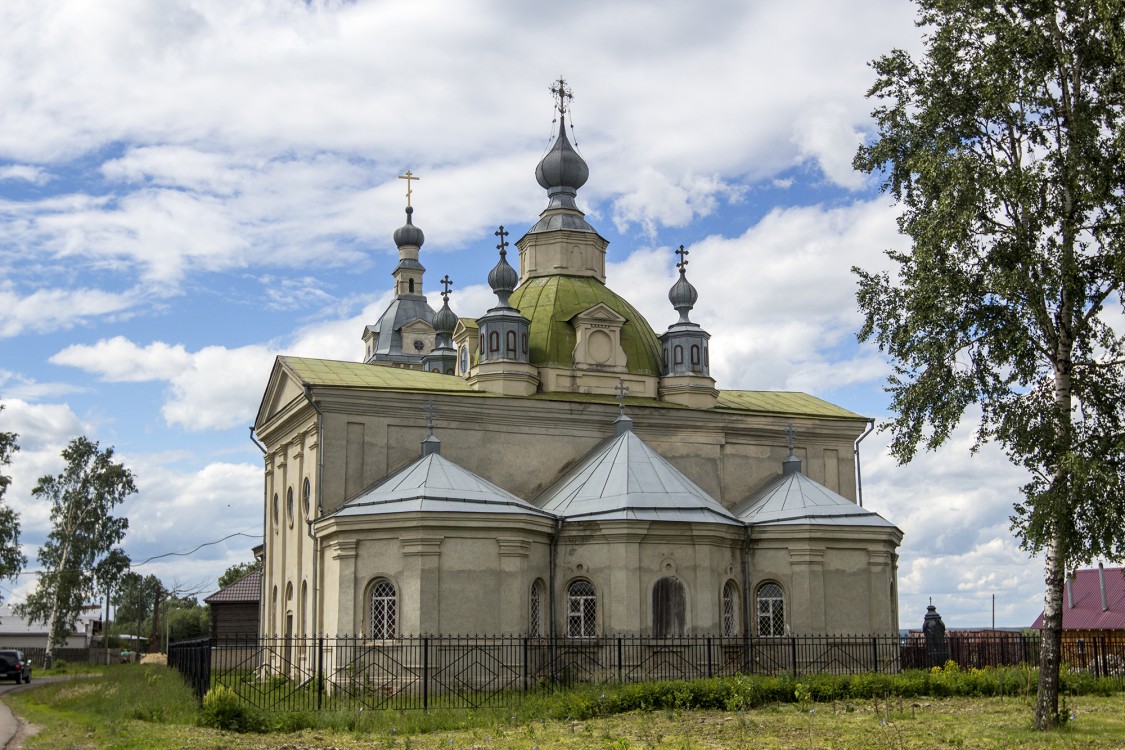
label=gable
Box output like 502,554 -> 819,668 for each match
255,358 -> 307,430
570,302 -> 627,326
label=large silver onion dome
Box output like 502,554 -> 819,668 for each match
535,117 -> 589,191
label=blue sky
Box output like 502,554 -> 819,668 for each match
0,0 -> 1062,628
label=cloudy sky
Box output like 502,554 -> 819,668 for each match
0,0 -> 1065,628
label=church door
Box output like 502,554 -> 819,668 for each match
652,577 -> 686,637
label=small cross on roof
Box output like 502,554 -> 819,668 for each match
398,170 -> 420,207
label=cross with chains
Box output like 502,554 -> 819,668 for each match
675,244 -> 689,272
495,226 -> 509,256
550,77 -> 573,116
440,275 -> 453,301
614,379 -> 629,414
421,400 -> 438,435
398,170 -> 420,207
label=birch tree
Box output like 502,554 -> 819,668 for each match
854,0 -> 1125,729
20,437 -> 134,661
0,407 -> 24,596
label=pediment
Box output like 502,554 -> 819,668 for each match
401,319 -> 435,335
570,302 -> 627,327
255,358 -> 306,431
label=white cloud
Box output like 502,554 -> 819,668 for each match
0,165 -> 49,185
0,283 -> 138,338
792,102 -> 868,189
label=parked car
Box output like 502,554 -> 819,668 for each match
0,650 -> 30,684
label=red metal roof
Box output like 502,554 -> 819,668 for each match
204,569 -> 261,604
1031,566 -> 1125,630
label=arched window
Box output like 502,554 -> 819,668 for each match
662,347 -> 668,368
301,580 -> 308,635
722,581 -> 740,637
756,583 -> 785,637
408,278 -> 415,294
303,478 -> 311,518
521,333 -> 528,355
445,367 -> 454,375
489,331 -> 500,353
703,345 -> 709,367
652,577 -> 686,637
271,585 -> 278,632
272,493 -> 279,527
506,330 -> 516,355
286,487 -> 294,524
567,580 -> 596,638
530,579 -> 546,638
368,578 -> 397,639
691,344 -> 700,367
674,345 -> 683,365
479,334 -> 485,353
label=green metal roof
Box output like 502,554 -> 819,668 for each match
283,357 -> 477,393
716,391 -> 864,420
280,358 -> 865,420
508,275 -> 663,375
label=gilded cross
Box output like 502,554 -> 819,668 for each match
614,379 -> 629,415
398,170 -> 420,207
495,226 -> 510,257
421,400 -> 438,435
786,423 -> 797,453
550,77 -> 573,116
440,274 -> 453,301
675,245 -> 689,273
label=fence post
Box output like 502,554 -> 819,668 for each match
706,637 -> 713,678
617,638 -> 624,684
422,637 -> 430,711
316,637 -> 324,710
1100,637 -> 1108,679
872,637 -> 879,673
522,637 -> 529,695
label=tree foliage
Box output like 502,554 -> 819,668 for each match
217,559 -> 261,590
854,0 -> 1125,729
20,437 -> 136,655
0,406 -> 25,597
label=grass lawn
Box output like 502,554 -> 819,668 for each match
6,665 -> 1125,749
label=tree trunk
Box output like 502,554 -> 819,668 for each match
1035,531 -> 1065,728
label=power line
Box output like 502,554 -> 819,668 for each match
133,531 -> 262,567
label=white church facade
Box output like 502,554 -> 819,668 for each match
253,86 -> 902,641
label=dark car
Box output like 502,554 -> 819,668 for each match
0,650 -> 31,684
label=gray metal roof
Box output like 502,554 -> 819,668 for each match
536,430 -> 742,526
366,297 -> 437,360
734,471 -> 898,528
327,453 -> 555,519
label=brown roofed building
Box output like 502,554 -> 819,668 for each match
204,569 -> 261,639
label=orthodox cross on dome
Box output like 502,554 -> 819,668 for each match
398,170 -> 420,207
614,378 -> 629,415
550,77 -> 573,116
421,400 -> 438,436
675,245 -> 689,273
440,274 -> 453,301
785,423 -> 797,454
495,225 -> 509,257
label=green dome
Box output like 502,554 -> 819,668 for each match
508,275 -> 662,376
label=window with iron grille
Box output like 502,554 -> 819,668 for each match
652,577 -> 686,637
722,580 -> 739,637
756,582 -> 785,637
368,579 -> 397,639
567,580 -> 596,638
529,579 -> 545,637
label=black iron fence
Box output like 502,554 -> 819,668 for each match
167,631 -> 1125,711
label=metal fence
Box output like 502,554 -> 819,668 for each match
167,631 -> 1125,711
0,646 -> 94,668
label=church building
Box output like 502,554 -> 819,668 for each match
253,83 -> 902,642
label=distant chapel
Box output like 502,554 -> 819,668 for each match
253,84 -> 902,641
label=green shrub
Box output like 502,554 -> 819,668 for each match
198,685 -> 265,733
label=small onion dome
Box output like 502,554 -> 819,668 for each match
393,206 -> 425,248
535,116 -> 589,191
668,267 -> 698,325
433,297 -> 458,336
488,252 -> 519,308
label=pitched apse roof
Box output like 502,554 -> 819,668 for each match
536,426 -> 742,526
325,451 -> 555,519
1031,566 -> 1125,630
205,569 -> 262,605
274,356 -> 864,420
734,461 -> 898,529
